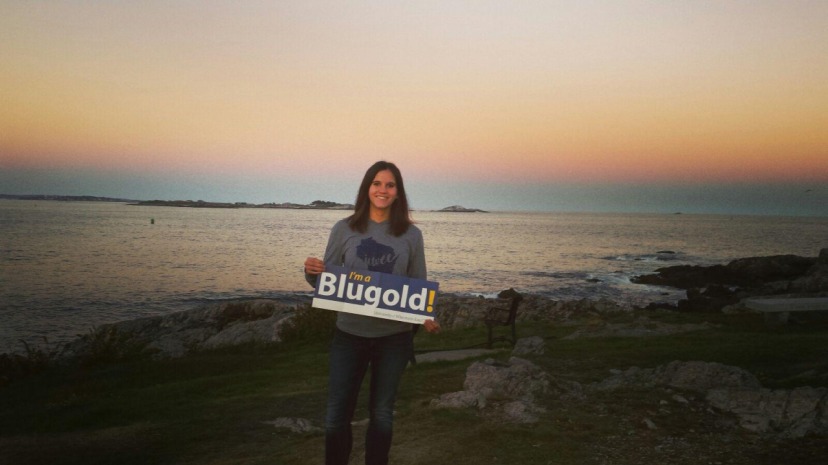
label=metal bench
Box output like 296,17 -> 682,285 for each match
743,296 -> 828,324
484,289 -> 523,349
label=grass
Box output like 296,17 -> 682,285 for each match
2,310 -> 828,464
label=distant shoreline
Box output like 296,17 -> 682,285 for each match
0,194 -> 137,203
0,195 -> 354,210
132,199 -> 355,210
1,195 -> 487,212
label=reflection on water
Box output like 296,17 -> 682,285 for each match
1,200 -> 826,352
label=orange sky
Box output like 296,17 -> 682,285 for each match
1,1 -> 826,214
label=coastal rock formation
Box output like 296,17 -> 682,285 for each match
56,293 -> 637,362
511,336 -> 546,355
433,294 -> 631,331
430,356 -> 553,423
24,289 -> 828,441
431,337 -> 588,424
428,352 -> 828,437
633,249 -> 828,312
706,386 -> 828,438
591,360 -> 763,392
591,360 -> 828,438
64,300 -> 296,359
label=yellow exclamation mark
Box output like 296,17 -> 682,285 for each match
427,290 -> 435,313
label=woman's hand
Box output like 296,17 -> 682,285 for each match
304,257 -> 325,275
423,319 -> 441,334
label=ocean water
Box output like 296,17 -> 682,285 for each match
1,200 -> 826,353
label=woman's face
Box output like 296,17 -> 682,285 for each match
368,169 -> 398,212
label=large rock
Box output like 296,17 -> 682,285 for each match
677,285 -> 740,312
55,291 -> 639,361
201,312 -> 292,350
633,264 -> 734,289
634,254 -> 817,290
431,357 -> 557,423
433,294 -> 632,330
593,360 -> 827,438
633,251 -> 827,313
727,255 -> 816,285
64,300 -> 297,359
512,336 -> 545,355
791,261 -> 828,293
655,360 -> 763,391
707,386 -> 828,437
463,357 -> 550,403
592,360 -> 761,392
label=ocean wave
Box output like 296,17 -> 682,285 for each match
521,270 -> 589,279
602,251 -> 685,263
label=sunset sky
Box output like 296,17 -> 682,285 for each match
2,1 -> 826,216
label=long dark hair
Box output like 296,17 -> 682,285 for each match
348,161 -> 413,236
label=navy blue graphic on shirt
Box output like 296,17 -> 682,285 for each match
356,237 -> 398,274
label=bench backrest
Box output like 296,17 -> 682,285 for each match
501,293 -> 523,324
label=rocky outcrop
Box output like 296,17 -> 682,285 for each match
272,355 -> 828,438
431,337 -> 585,423
592,360 -> 763,392
511,336 -> 546,355
429,347 -> 828,437
592,360 -> 828,438
54,252 -> 824,361
706,386 -> 828,438
433,294 -> 631,331
633,249 -> 828,312
55,293 -> 637,361
64,300 -> 296,359
430,356 -> 554,423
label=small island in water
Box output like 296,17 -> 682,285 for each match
436,205 -> 488,213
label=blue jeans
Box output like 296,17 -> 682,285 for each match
325,328 -> 413,465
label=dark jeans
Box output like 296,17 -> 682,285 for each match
325,328 -> 412,465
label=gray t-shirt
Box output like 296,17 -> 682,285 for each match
306,218 -> 427,337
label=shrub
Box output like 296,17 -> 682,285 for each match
0,338 -> 63,386
75,326 -> 152,366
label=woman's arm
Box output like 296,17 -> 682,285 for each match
408,227 -> 439,332
304,220 -> 347,288
407,227 -> 427,280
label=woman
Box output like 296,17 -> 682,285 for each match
304,161 -> 440,465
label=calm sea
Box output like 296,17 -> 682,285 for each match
1,200 -> 826,353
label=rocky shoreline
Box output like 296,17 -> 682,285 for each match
45,249 -> 824,361
4,250 -> 828,458
57,294 -> 630,360
633,248 -> 828,313
62,288 -> 827,440
1,248 -> 822,366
